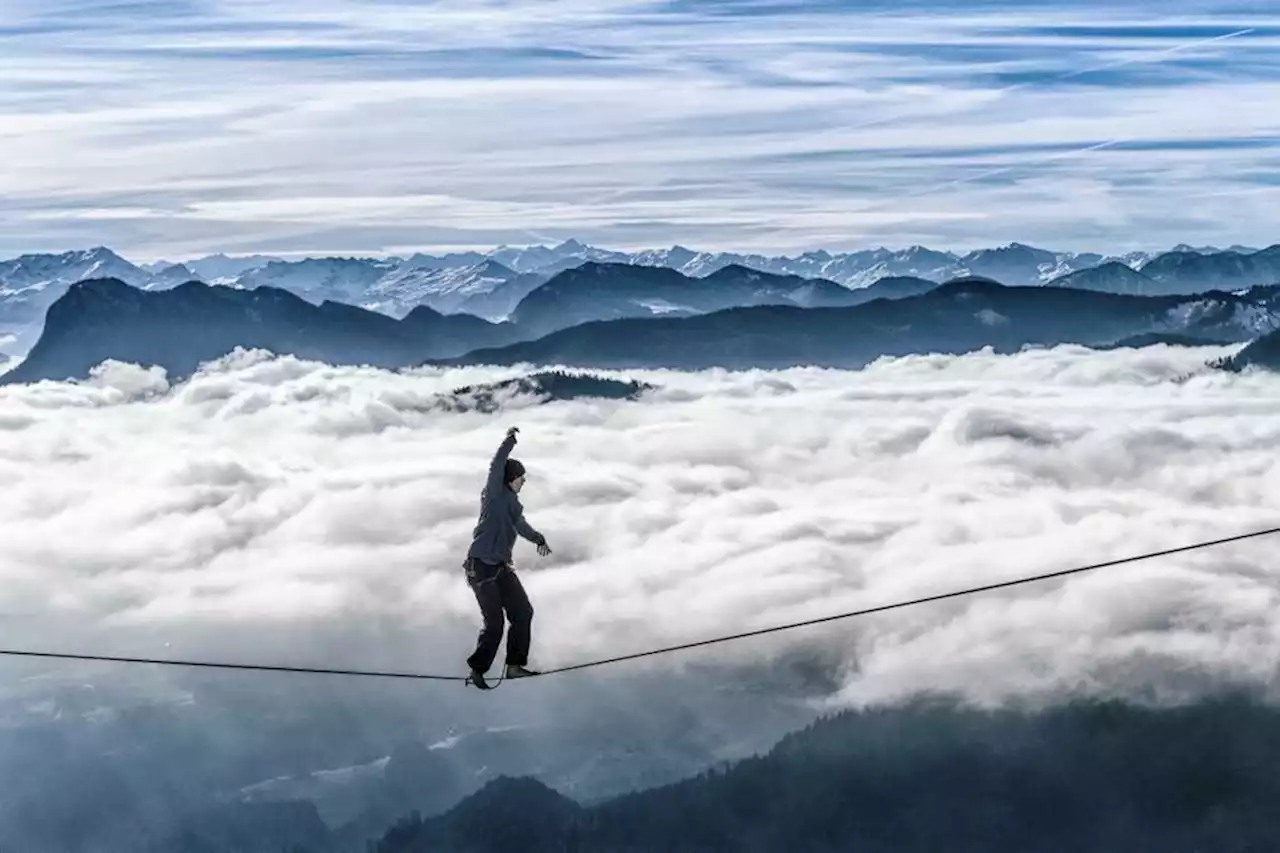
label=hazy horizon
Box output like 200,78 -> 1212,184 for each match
6,234 -> 1275,270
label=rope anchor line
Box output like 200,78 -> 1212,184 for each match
2,524 -> 1278,683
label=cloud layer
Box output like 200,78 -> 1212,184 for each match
3,343 -> 1280,715
1,0 -> 1278,260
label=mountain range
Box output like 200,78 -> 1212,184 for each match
507,262 -> 940,337
2,241 -> 1277,357
7,270 -> 1280,386
0,278 -> 526,385
447,277 -> 1280,372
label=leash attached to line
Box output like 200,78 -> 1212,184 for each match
2,524 -> 1278,683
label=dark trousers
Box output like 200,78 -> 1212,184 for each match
464,558 -> 533,673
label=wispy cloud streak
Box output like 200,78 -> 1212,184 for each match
0,0 -> 1276,260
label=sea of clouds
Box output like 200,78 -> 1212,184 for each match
2,342 -> 1279,717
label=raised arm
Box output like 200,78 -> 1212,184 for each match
485,427 -> 518,494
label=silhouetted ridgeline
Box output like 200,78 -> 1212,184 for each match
2,242 -> 1278,359
368,692 -> 1280,853
6,276 -> 1280,386
508,261 -> 938,336
1053,246 -> 1280,296
1214,325 -> 1280,372
0,267 -> 940,384
1098,332 -> 1236,350
438,280 -> 1280,371
0,278 -> 528,385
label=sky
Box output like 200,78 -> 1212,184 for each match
0,0 -> 1278,262
3,344 -> 1280,713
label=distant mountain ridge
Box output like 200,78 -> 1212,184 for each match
2,240 -> 1272,319
0,278 -> 528,385
358,258 -> 550,319
8,274 -> 1280,386
508,262 -> 935,336
1,240 -> 1275,359
445,278 -> 1280,372
1053,261 -> 1159,294
1055,247 -> 1280,296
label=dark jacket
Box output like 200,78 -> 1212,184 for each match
466,433 -> 546,565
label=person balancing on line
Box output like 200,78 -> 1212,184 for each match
464,426 -> 552,690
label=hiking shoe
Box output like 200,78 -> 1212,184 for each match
466,669 -> 491,690
505,664 -> 540,679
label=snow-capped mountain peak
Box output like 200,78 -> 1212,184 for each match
356,259 -> 529,317
1,239 -> 1273,359
0,246 -> 147,296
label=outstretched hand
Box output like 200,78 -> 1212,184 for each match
537,542 -> 552,557
506,426 -> 520,441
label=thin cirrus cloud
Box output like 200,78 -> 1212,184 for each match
0,0 -> 1277,261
